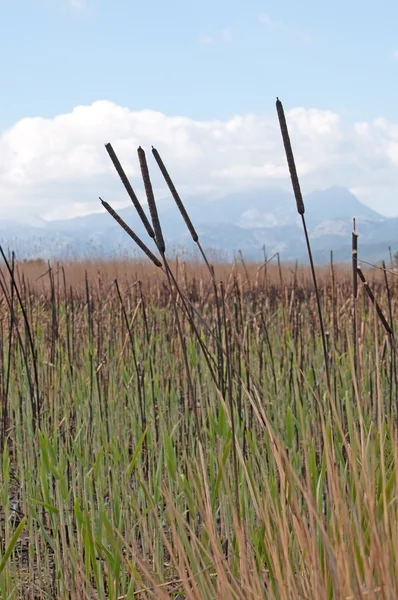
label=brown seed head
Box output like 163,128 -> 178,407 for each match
137,147 -> 166,253
276,98 -> 305,215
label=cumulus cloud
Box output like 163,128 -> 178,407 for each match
1,100 -> 398,222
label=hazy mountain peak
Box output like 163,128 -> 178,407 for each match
0,186 -> 395,264
304,187 -> 384,226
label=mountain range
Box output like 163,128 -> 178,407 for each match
1,186 -> 397,264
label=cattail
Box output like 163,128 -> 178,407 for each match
104,143 -> 155,239
276,98 -> 305,215
151,146 -> 199,243
137,147 -> 166,253
100,198 -> 162,267
357,266 -> 393,335
352,220 -> 358,299
276,96 -> 330,394
352,218 -> 359,385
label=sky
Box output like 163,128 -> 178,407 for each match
1,0 -> 398,222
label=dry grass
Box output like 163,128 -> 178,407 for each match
4,257 -> 356,295
0,256 -> 396,599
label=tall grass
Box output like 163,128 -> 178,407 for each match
0,257 -> 397,599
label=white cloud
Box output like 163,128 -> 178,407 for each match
2,100 -> 398,222
199,28 -> 233,45
68,0 -> 86,10
42,0 -> 90,15
258,14 -> 278,27
258,13 -> 313,44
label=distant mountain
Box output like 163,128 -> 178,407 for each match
304,187 -> 382,227
0,187 -> 396,264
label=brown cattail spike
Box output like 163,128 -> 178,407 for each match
151,146 -> 199,243
100,197 -> 162,267
104,143 -> 155,239
357,266 -> 393,335
276,98 -> 305,215
137,147 -> 166,253
276,98 -> 330,394
352,218 -> 359,299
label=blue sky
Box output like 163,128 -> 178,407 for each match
1,0 -> 398,221
1,0 -> 398,128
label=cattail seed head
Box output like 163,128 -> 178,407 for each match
151,146 -> 199,243
276,98 -> 305,215
352,219 -> 359,299
357,266 -> 393,335
137,147 -> 166,253
105,143 -> 155,239
100,197 -> 162,267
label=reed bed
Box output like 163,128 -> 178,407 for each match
0,257 -> 397,599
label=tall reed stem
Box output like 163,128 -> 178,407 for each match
352,219 -> 359,384
276,97 -> 331,394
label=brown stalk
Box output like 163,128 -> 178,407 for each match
151,146 -> 199,242
137,146 -> 166,253
151,146 -> 226,393
220,281 -> 241,522
104,142 -> 155,239
352,219 -> 359,382
382,260 -> 397,418
100,198 -> 162,267
356,266 -> 393,336
276,97 -> 330,393
150,146 -> 214,274
102,190 -> 204,455
149,147 -> 242,514
127,150 -> 201,438
100,198 -> 222,393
